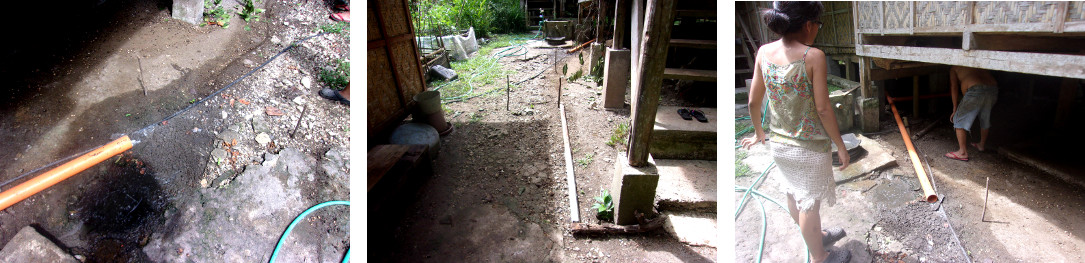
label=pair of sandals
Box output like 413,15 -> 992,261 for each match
822,227 -> 851,263
330,0 -> 350,22
677,108 -> 709,123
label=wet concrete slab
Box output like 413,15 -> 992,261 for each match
0,226 -> 79,263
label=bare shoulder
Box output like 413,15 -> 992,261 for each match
805,47 -> 826,63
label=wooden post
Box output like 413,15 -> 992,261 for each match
630,0 -> 645,110
626,0 -> 675,167
1055,78 -> 1079,128
613,0 -> 628,49
913,76 -> 920,118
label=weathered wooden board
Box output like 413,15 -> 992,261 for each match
858,44 -> 1085,80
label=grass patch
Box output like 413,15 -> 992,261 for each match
606,123 -> 631,148
735,151 -> 751,177
576,153 -> 595,167
320,59 -> 350,91
735,121 -> 752,139
468,112 -> 484,123
437,33 -> 533,101
321,21 -> 350,34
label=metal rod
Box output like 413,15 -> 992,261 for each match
558,78 -> 562,108
506,75 -> 511,111
982,177 -> 990,222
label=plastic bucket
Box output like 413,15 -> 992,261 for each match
389,123 -> 441,160
413,90 -> 443,115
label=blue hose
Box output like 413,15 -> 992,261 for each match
269,200 -> 350,263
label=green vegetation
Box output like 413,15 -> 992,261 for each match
321,21 -> 350,34
469,112 -> 484,123
606,123 -> 630,147
204,0 -> 231,27
735,151 -> 751,177
433,34 -> 534,101
412,0 -> 528,38
591,189 -> 614,222
576,153 -> 595,167
238,0 -> 265,22
320,59 -> 350,91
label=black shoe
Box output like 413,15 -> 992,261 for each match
823,227 -> 846,247
691,109 -> 708,123
320,88 -> 350,106
677,108 -> 692,120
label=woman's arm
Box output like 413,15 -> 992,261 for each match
742,46 -> 768,149
807,48 -> 850,169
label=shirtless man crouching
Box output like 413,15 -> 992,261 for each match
945,66 -> 998,161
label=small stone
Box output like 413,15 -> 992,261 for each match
252,117 -> 271,133
301,76 -> 312,89
292,96 -> 305,105
217,130 -> 241,142
211,149 -> 228,161
270,35 -> 281,44
255,133 -> 272,144
221,111 -> 228,119
243,59 -> 254,68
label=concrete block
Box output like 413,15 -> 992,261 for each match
650,106 -> 717,160
655,159 -> 716,212
602,48 -> 631,109
859,97 -> 880,133
836,134 -> 898,184
612,152 -> 659,225
0,226 -> 79,263
172,0 -> 205,25
663,212 -> 717,247
587,43 -> 605,76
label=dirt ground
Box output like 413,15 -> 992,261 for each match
370,37 -> 715,262
735,96 -> 1085,262
0,0 -> 350,261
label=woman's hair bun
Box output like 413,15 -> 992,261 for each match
760,1 -> 824,35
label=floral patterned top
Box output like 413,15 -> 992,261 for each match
760,47 -> 831,152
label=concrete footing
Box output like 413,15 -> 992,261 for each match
602,48 -> 631,109
172,0 -> 205,25
0,226 -> 79,263
612,152 -> 659,225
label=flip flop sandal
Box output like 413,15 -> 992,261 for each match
944,152 -> 969,162
330,12 -> 350,22
823,227 -> 846,247
677,108 -> 692,120
691,109 -> 708,123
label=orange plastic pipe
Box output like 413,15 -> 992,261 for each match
886,96 -> 939,203
0,135 -> 133,211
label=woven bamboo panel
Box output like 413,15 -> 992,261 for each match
973,1 -> 1059,24
915,1 -> 970,28
883,2 -> 913,30
813,1 -> 853,48
1069,1 -> 1085,22
390,42 -> 424,103
856,2 -> 882,30
380,0 -> 410,37
368,48 -> 401,131
369,5 -> 381,41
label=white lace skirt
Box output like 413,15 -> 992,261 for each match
771,142 -> 837,211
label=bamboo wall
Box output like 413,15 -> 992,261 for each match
369,0 -> 427,140
857,1 -> 1085,34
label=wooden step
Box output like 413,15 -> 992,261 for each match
669,39 -> 716,49
663,68 -> 717,82
676,9 -> 716,18
650,106 -> 716,160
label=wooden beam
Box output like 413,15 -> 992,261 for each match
663,68 -> 717,82
613,0 -> 627,49
870,65 -> 951,81
1055,78 -> 1079,128
669,39 -> 716,49
630,0 -> 644,111
858,44 -> 1085,80
627,0 -> 676,167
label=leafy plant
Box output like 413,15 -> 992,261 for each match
204,0 -> 231,27
411,0 -> 528,37
320,59 -> 350,91
606,123 -> 630,147
238,0 -> 265,22
591,189 -> 614,222
469,112 -> 484,122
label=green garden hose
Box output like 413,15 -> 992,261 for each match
269,200 -> 350,263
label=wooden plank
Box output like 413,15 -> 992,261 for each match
870,65 -> 951,81
663,68 -> 717,82
628,0 -> 676,167
570,213 -> 666,236
1064,21 -> 1085,32
613,0 -> 628,49
858,44 -> 1085,80
560,103 -> 580,223
1055,1 -> 1070,33
630,0 -> 644,110
669,39 -> 716,49
367,145 -> 411,191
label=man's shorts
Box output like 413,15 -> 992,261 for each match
953,85 -> 998,131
